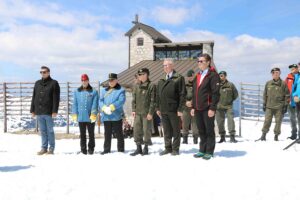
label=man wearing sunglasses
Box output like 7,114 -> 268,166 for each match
216,71 -> 239,143
30,66 -> 60,155
191,54 -> 220,160
257,68 -> 289,141
130,68 -> 156,156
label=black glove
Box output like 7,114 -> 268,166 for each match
282,106 -> 288,114
263,104 -> 266,112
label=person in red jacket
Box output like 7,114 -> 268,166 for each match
191,54 -> 220,160
285,64 -> 300,140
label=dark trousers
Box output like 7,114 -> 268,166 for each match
161,112 -> 181,152
79,122 -> 95,153
195,110 -> 216,155
103,120 -> 124,152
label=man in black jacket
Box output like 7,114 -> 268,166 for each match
156,58 -> 186,156
30,66 -> 60,155
191,54 -> 220,160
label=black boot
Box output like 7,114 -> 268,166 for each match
230,135 -> 238,143
287,134 -> 297,140
218,135 -> 226,143
256,132 -> 266,141
143,145 -> 149,155
193,136 -> 198,144
182,136 -> 188,144
274,135 -> 279,141
130,145 -> 143,156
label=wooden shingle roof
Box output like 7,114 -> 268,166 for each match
104,60 -> 215,89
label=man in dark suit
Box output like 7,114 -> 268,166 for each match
156,58 -> 186,156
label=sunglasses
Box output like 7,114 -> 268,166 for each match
198,60 -> 206,63
40,71 -> 48,74
138,73 -> 145,76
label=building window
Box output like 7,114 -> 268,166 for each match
190,50 -> 201,59
137,38 -> 144,46
155,51 -> 166,60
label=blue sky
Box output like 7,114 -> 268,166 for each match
0,0 -> 300,83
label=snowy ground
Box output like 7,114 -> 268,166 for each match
0,119 -> 300,200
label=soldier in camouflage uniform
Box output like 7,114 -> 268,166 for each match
257,67 -> 289,141
182,69 -> 199,144
216,71 -> 239,143
130,68 -> 156,156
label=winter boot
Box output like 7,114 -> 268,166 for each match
37,149 -> 47,155
230,135 -> 238,143
142,145 -> 149,155
287,134 -> 297,140
218,135 -> 226,143
256,132 -> 267,141
182,136 -> 188,144
274,135 -> 279,141
193,136 -> 198,144
46,149 -> 54,155
130,145 -> 143,156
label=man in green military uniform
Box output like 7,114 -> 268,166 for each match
182,69 -> 199,144
130,68 -> 156,156
157,58 -> 186,156
257,67 -> 289,141
216,71 -> 239,143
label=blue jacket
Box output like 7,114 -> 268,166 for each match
99,84 -> 126,122
72,85 -> 99,122
291,73 -> 300,107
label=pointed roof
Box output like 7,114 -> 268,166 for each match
125,22 -> 172,43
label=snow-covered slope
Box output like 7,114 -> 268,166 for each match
0,120 -> 299,200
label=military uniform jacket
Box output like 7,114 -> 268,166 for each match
263,78 -> 289,109
184,81 -> 193,110
156,70 -> 186,114
217,80 -> 238,109
72,85 -> 99,122
132,80 -> 156,116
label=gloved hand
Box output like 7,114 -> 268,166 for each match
71,114 -> 78,122
102,106 -> 112,115
90,114 -> 97,123
282,106 -> 288,114
109,104 -> 116,112
263,104 -> 266,112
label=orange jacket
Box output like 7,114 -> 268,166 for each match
285,73 -> 295,94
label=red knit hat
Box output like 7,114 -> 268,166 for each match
81,74 -> 89,81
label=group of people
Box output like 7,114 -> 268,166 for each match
257,63 -> 300,142
30,56 -> 300,160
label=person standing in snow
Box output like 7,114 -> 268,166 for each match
130,68 -> 156,156
191,54 -> 220,160
182,69 -> 199,145
216,71 -> 239,143
156,58 -> 186,156
30,66 -> 60,155
285,64 -> 300,140
257,68 -> 289,141
71,74 -> 99,155
99,73 -> 126,155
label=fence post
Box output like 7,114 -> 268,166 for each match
66,82 -> 70,134
258,84 -> 261,122
3,83 -> 7,133
98,81 -> 101,134
239,83 -> 242,137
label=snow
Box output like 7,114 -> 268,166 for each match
0,119 -> 300,200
